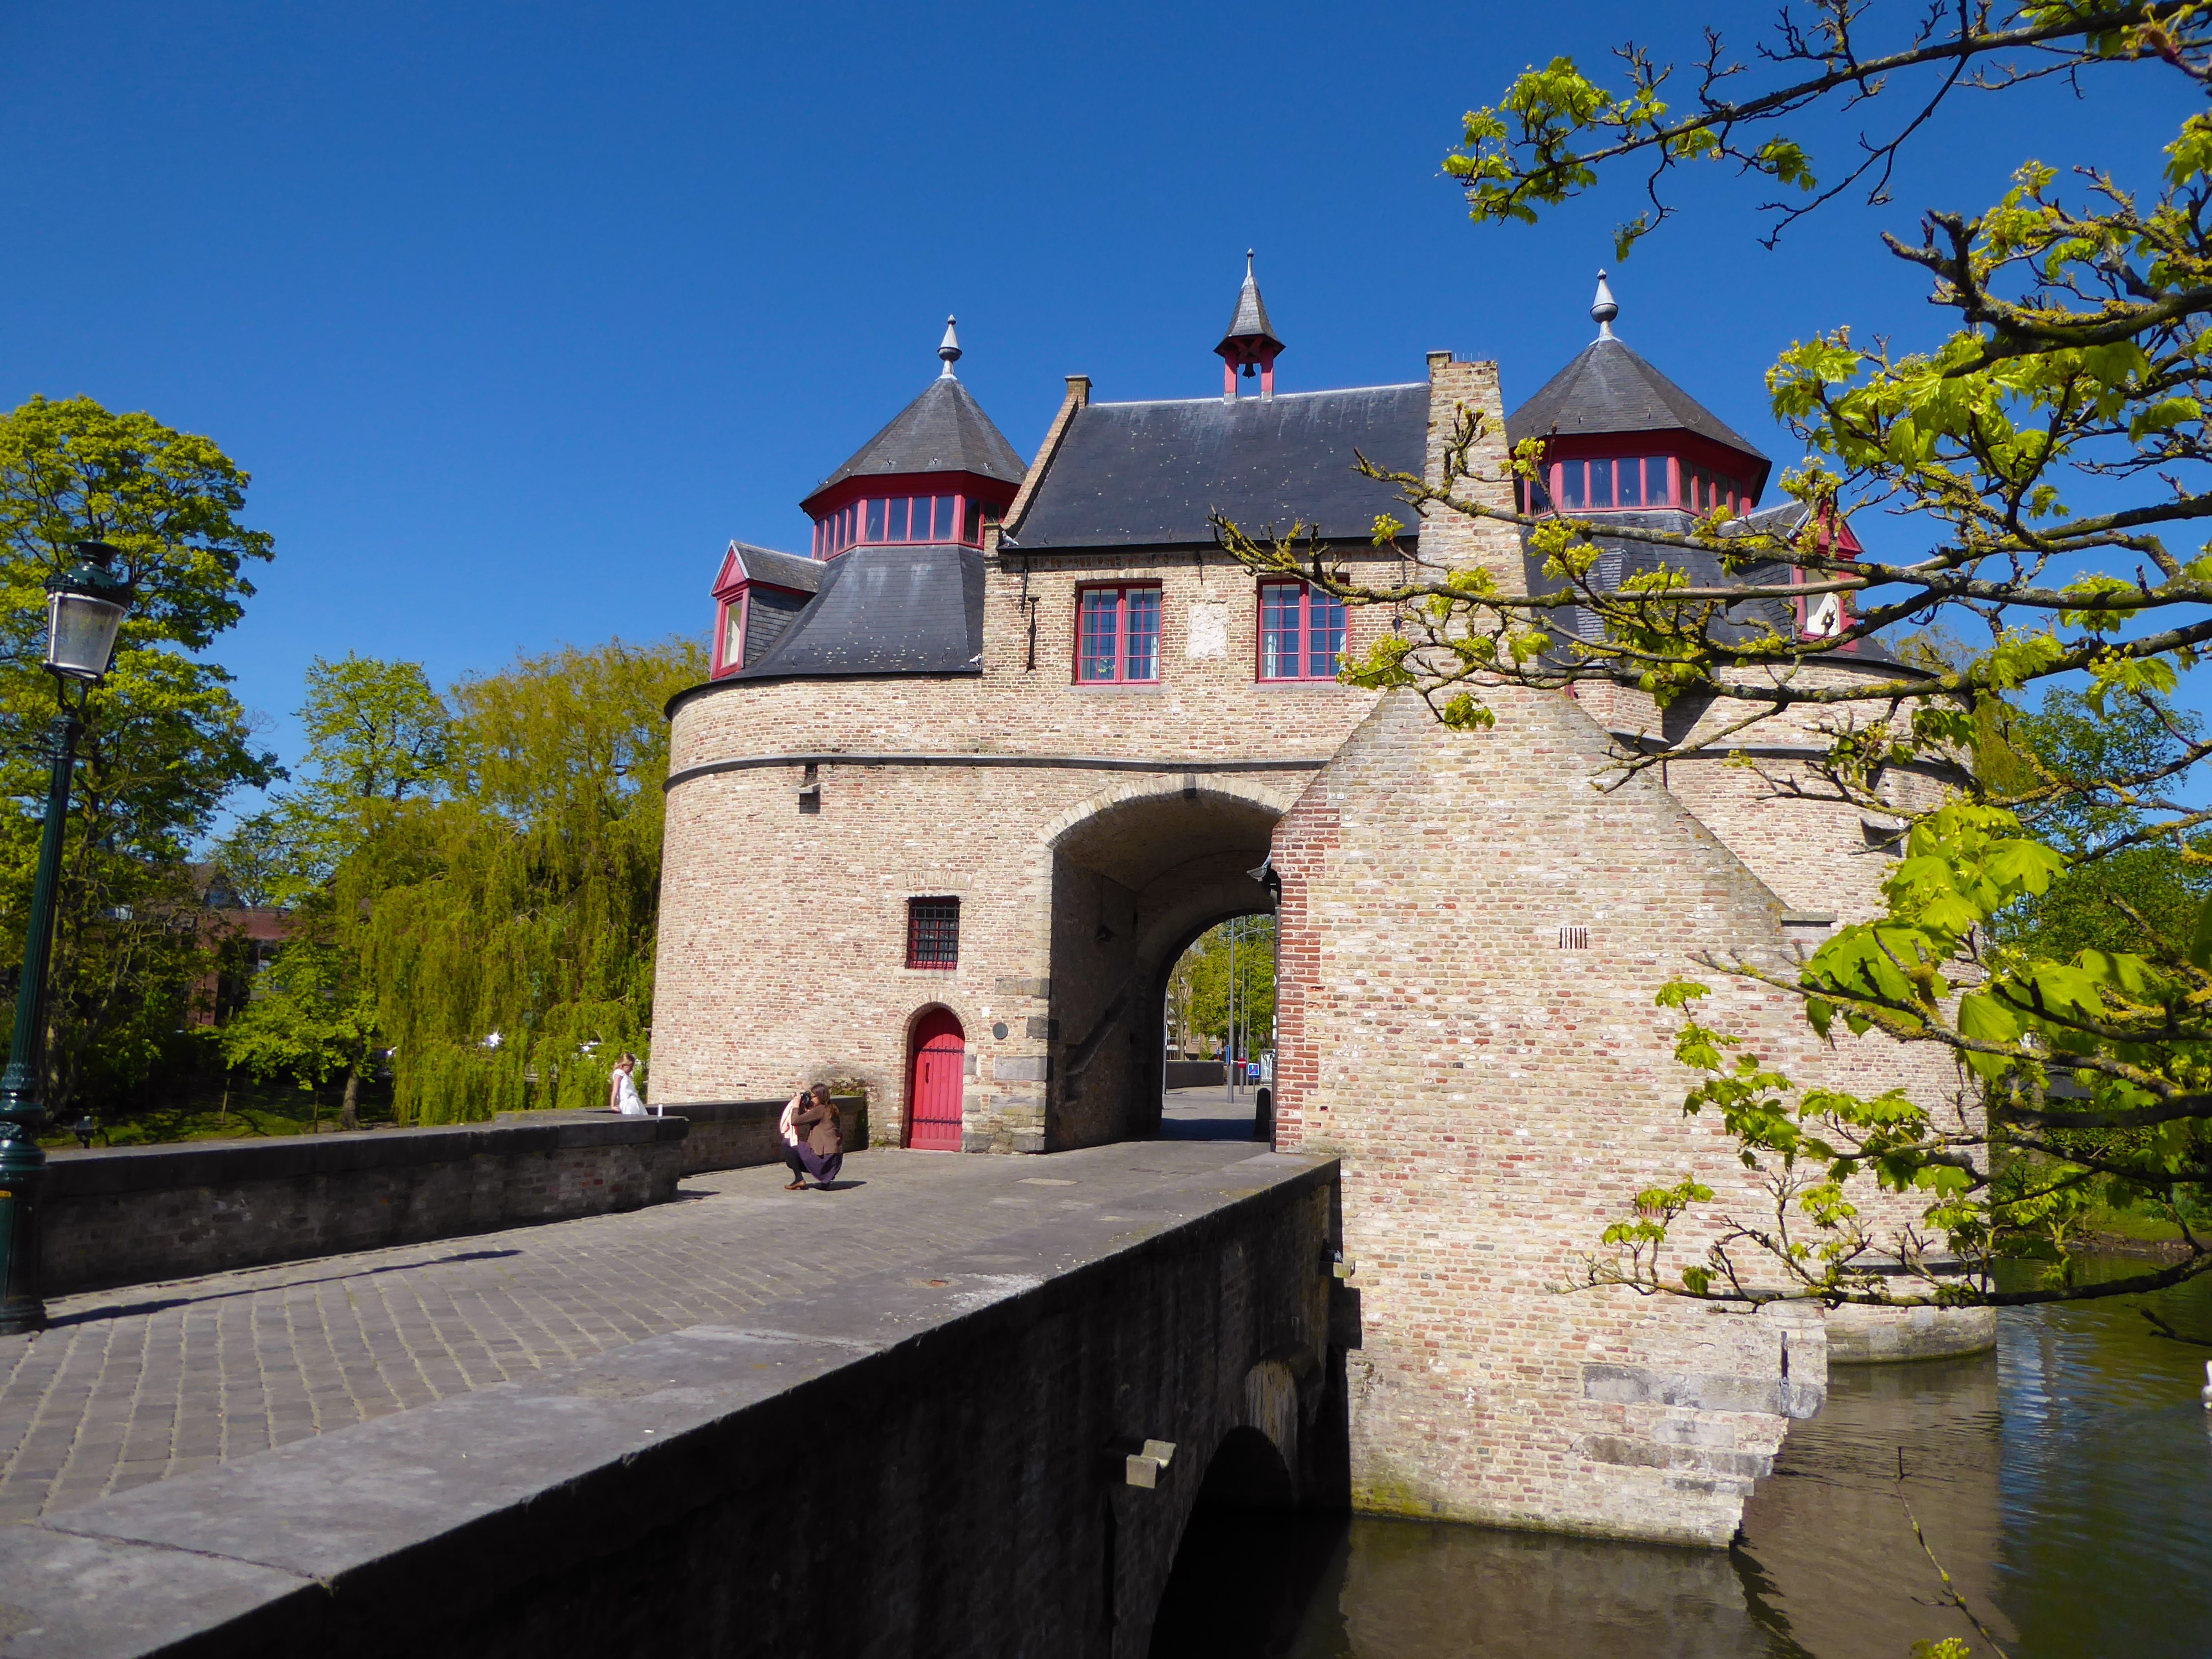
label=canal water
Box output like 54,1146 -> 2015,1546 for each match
1271,1265 -> 2212,1658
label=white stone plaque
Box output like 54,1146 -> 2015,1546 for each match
1186,602 -> 1228,659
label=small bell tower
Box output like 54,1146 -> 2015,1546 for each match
1214,251 -> 1284,400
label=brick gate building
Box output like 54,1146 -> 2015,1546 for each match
651,270 -> 1949,1545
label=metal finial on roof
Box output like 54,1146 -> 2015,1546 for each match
938,315 -> 962,378
1592,270 -> 1619,341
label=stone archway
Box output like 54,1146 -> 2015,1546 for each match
1144,1425 -> 1337,1658
1042,782 -> 1287,1150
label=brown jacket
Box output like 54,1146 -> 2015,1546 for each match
793,1100 -> 842,1158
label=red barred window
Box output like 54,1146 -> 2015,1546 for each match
906,898 -> 959,969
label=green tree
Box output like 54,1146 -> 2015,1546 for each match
212,942 -> 380,1130
1999,688 -> 2212,962
0,395 -> 275,1115
223,638 -> 704,1128
1217,6 -> 2212,1309
1181,919 -> 1277,1059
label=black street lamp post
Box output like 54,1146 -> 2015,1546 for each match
0,545 -> 132,1335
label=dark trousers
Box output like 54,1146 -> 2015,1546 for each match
785,1144 -> 843,1184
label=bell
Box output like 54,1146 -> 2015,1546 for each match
1243,362 -> 1256,378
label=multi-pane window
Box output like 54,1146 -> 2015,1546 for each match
1547,456 -> 1747,517
1075,585 -> 1161,683
1555,457 -> 1672,510
815,494 -> 988,556
906,897 -> 959,969
1258,582 -> 1347,681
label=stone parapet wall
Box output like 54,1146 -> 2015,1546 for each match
1827,1302 -> 1998,1363
1164,1060 -> 1225,1089
40,1112 -> 688,1296
659,1095 -> 867,1173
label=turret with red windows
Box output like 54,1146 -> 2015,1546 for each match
1506,274 -> 1865,646
797,317 -> 1026,558
707,320 -> 1025,681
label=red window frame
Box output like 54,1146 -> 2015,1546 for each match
712,590 -> 750,676
906,896 -> 959,969
1073,583 -> 1162,684
1256,581 -> 1347,682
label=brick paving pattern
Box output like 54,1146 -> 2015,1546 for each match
0,1141 -> 1251,1524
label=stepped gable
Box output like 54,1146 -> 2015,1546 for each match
716,544 -> 983,680
1006,384 -> 1428,551
805,375 -> 1027,505
1506,336 -> 1770,493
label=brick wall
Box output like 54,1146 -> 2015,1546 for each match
1272,685 -> 1859,1543
648,348 -> 1964,1548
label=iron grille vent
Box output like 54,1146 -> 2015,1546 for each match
1558,925 -> 1589,950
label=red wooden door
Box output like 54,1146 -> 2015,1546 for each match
908,1009 -> 966,1151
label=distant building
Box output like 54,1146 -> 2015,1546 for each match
189,865 -> 291,1027
652,268 -> 1944,1547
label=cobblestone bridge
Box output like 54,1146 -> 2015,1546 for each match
0,1130 -> 1343,1658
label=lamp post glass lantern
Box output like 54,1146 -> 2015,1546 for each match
0,542 -> 132,1334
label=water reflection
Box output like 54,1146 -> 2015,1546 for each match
1265,1265 -> 2212,1658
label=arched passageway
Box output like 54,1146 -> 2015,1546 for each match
1044,783 -> 1282,1149
1146,1427 -> 1344,1658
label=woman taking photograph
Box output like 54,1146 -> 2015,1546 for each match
778,1084 -> 844,1190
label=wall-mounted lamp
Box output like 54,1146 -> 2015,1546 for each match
1247,855 -> 1281,908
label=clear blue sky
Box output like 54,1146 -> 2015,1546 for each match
2,3 -> 2198,802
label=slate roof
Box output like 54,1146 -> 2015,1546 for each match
1521,499 -> 1900,665
718,544 -> 984,680
724,540 -> 822,594
1218,267 -> 1281,353
805,377 -> 1028,504
1506,338 -> 1770,482
1008,385 -> 1428,550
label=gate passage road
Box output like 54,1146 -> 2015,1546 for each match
0,1139 -> 1342,1658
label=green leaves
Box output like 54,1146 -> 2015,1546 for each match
1397,15 -> 2212,1311
235,639 -> 708,1124
0,395 -> 272,654
0,395 -> 278,1115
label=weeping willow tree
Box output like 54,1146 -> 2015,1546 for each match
219,637 -> 705,1125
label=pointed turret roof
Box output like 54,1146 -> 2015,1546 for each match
803,373 -> 1027,509
1505,273 -> 1768,486
1216,250 -> 1283,358
1505,336 -> 1765,462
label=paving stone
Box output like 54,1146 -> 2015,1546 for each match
0,1141 -> 1254,1521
